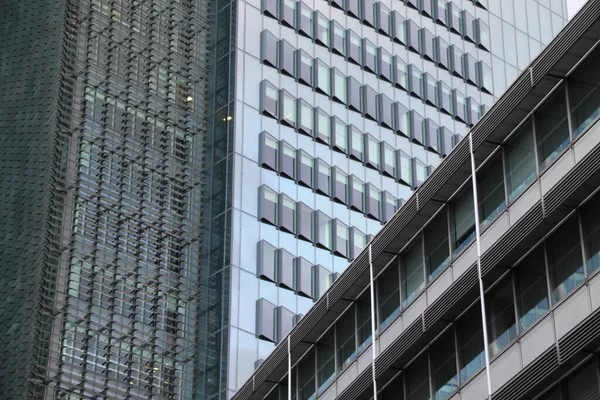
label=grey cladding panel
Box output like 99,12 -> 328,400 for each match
276,248 -> 294,289
256,298 -> 276,342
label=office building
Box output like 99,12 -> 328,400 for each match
0,0 -> 568,400
233,1 -> 600,399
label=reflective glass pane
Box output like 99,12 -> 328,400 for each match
477,154 -> 505,228
486,278 -> 517,357
405,354 -> 430,400
505,121 -> 536,202
458,305 -> 485,383
547,216 -> 584,304
569,48 -> 600,137
451,185 -> 475,255
582,192 -> 600,274
357,294 -> 372,352
425,210 -> 450,280
401,239 -> 424,307
378,264 -> 400,330
515,247 -> 549,331
432,330 -> 458,400
317,330 -> 335,393
336,311 -> 356,371
535,86 -> 569,170
297,351 -> 316,400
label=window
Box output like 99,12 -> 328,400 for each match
449,45 -> 463,78
463,53 -> 477,85
420,0 -> 433,17
366,184 -> 382,220
346,0 -> 360,17
438,82 -> 452,115
357,293 -> 372,352
406,20 -> 420,52
477,154 -> 506,228
398,150 -> 413,187
296,50 -> 313,85
331,68 -> 347,103
565,360 -> 600,400
378,48 -> 394,82
314,59 -> 330,95
332,168 -> 348,204
361,85 -> 377,120
365,134 -> 380,169
477,61 -> 493,94
280,141 -> 296,178
547,216 -> 584,304
452,89 -> 467,122
315,108 -> 331,145
375,2 -> 391,35
395,102 -> 410,137
363,39 -> 377,72
405,354 -> 430,400
392,12 -> 407,45
279,194 -> 296,233
297,351 -> 316,400
474,19 -> 490,50
297,202 -> 313,242
413,158 -> 429,188
420,28 -> 435,61
333,119 -> 348,153
382,376 -> 404,399
361,0 -> 375,26
260,131 -> 278,170
297,3 -> 313,37
350,176 -> 365,212
382,143 -> 397,178
279,40 -> 295,76
440,126 -> 454,156
314,11 -> 329,46
347,77 -> 361,111
409,65 -> 423,98
351,227 -> 368,261
378,94 -> 394,129
395,57 -> 409,91
447,3 -> 460,33
505,121 -> 536,201
347,30 -> 362,65
425,210 -> 450,280
468,98 -> 482,126
315,211 -> 332,250
260,30 -> 278,67
451,184 -> 475,255
276,248 -> 295,289
295,256 -> 313,297
262,0 -> 278,18
434,37 -> 450,70
460,10 -> 475,42
457,305 -> 485,383
333,219 -> 349,257
315,159 -> 331,196
423,74 -> 437,107
431,330 -> 458,400
257,240 -> 277,281
401,239 -> 425,307
582,193 -> 600,274
317,330 -> 335,394
425,119 -> 440,153
515,247 -> 549,331
280,0 -> 295,27
297,150 -> 313,187
382,192 -> 399,222
336,311 -> 356,371
331,21 -> 346,56
436,1 -> 447,25
259,185 -> 278,225
261,80 -> 278,118
298,100 -> 313,136
486,278 -> 517,357
349,126 -> 364,161
378,264 -> 400,330
535,86 -> 569,170
280,90 -> 297,127
410,110 -> 425,145
568,48 -> 600,137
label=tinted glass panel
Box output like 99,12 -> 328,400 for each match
547,216 -> 584,304
478,154 -> 505,228
569,48 -> 600,137
486,278 -> 517,357
405,355 -> 430,400
565,361 -> 600,400
317,330 -> 335,393
505,121 -> 536,202
298,351 -> 315,400
458,305 -> 485,382
336,312 -> 356,371
357,294 -> 372,352
582,192 -> 600,274
402,239 -> 424,307
378,264 -> 400,330
425,210 -> 450,280
536,86 -> 569,170
515,247 -> 549,331
451,185 -> 475,255
432,330 -> 458,400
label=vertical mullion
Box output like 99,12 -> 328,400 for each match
565,81 -> 574,143
531,115 -> 541,177
422,233 -> 427,286
578,209 -> 589,276
511,271 -> 520,335
543,240 -> 553,307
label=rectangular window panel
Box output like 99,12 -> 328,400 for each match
468,97 -> 481,126
351,227 -> 367,261
536,86 -> 569,170
392,12 -> 407,45
314,11 -> 329,46
332,68 -> 347,103
260,30 -> 278,67
361,85 -> 377,120
346,0 -> 360,17
296,202 -> 313,242
357,293 -> 372,353
515,247 -> 549,331
276,248 -> 295,289
315,159 -> 331,196
432,330 -> 458,400
505,121 -> 536,201
378,94 -> 394,128
296,50 -> 313,85
333,118 -> 348,153
420,28 -> 435,61
477,154 -> 506,228
315,108 -> 331,145
582,192 -> 600,274
413,158 -> 429,188
410,110 -> 425,145
398,150 -> 413,187
424,74 -> 437,107
259,185 -> 278,225
434,37 -> 450,70
475,19 -> 490,50
366,185 -> 381,220
280,90 -> 297,127
261,80 -> 279,118
315,211 -> 332,250
406,20 -> 420,52
405,354 -> 430,400
298,351 -> 316,400
297,150 -> 313,187
317,330 -> 335,394
349,126 -> 364,161
257,240 -> 277,281
365,134 -> 380,169
331,21 -> 346,56
448,3 -> 460,33
477,61 -> 493,94
438,82 -> 452,115
350,176 -> 365,212
450,45 -> 463,78
298,100 -> 313,136
333,219 -> 349,258
382,192 -> 399,222
315,59 -> 330,95
453,89 -> 467,122
565,360 -> 600,400
395,102 -> 410,137
425,209 -> 450,280
295,256 -> 313,297
569,48 -> 600,137
548,216 -> 584,304
486,277 -> 517,357
395,57 -> 409,91
279,141 -> 296,178
297,3 -> 313,37
262,0 -> 278,17
332,168 -> 348,204
458,305 -> 485,382
451,184 -> 475,255
382,143 -> 397,178
347,30 -> 362,65
378,264 -> 400,330
376,2 -> 391,35
280,0 -> 295,27
409,65 -> 423,98
361,0 -> 375,26
378,48 -> 394,82
460,10 -> 475,42
425,119 -> 440,153
279,194 -> 296,233
363,39 -> 377,72
463,53 -> 477,85
279,40 -> 295,77
401,239 -> 425,307
347,76 -> 361,111
260,131 -> 278,170
336,311 -> 356,371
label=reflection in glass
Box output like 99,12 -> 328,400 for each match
477,154 -> 505,228
425,210 -> 450,280
298,351 -> 316,400
515,247 -> 549,331
405,354 -> 430,400
402,239 -> 424,307
432,330 -> 458,400
357,293 -> 372,353
451,185 -> 475,255
336,311 -> 356,371
582,192 -> 600,274
458,305 -> 485,383
486,278 -> 517,357
569,48 -> 600,137
317,330 -> 335,394
547,216 -> 584,304
505,121 -> 536,201
535,86 -> 569,170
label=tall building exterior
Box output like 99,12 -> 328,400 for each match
233,1 -> 600,399
222,0 -> 568,398
0,2 -> 568,400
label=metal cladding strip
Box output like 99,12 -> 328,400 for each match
422,265 -> 478,329
254,344 -> 288,386
480,202 -> 544,276
543,143 -> 600,216
374,317 -> 424,377
491,346 -> 560,400
557,307 -> 600,362
290,300 -> 328,348
531,0 -> 600,85
417,138 -> 470,206
235,381 -> 254,400
471,73 -> 533,150
337,366 -> 373,400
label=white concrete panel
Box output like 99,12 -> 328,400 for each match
453,243 -> 477,280
520,314 -> 555,367
490,343 -> 522,392
540,149 -> 575,197
480,212 -> 510,255
460,370 -> 488,400
357,347 -> 372,375
573,120 -> 600,163
508,182 -> 541,225
379,316 -> 404,354
403,292 -> 426,328
554,286 -> 592,339
337,363 -> 358,394
320,382 -> 337,400
427,267 -> 453,306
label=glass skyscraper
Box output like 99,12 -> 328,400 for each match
0,0 -> 567,400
